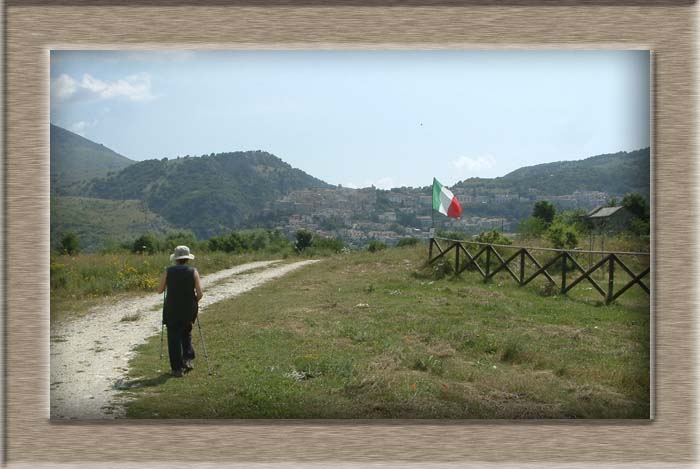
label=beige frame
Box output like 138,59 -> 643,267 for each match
4,1 -> 697,467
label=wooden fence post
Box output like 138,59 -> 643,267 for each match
455,243 -> 460,275
561,252 -> 567,294
428,238 -> 433,261
519,249 -> 525,285
485,245 -> 491,281
606,255 -> 615,304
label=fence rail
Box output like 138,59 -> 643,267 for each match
428,237 -> 650,304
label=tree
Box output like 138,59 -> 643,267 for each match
164,230 -> 197,251
132,234 -> 156,254
58,232 -> 80,256
532,200 -> 555,225
294,229 -> 313,252
622,193 -> 649,221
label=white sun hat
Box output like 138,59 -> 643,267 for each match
170,245 -> 195,261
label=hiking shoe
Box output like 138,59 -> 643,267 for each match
183,360 -> 194,372
171,369 -> 184,378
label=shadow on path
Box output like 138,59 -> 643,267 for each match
114,373 -> 172,390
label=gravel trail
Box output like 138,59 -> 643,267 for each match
50,259 -> 319,419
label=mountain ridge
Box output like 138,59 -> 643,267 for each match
79,150 -> 332,238
50,127 -> 650,250
50,124 -> 135,192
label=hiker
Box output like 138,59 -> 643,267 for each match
157,245 -> 204,377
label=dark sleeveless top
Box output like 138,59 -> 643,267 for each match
163,265 -> 197,324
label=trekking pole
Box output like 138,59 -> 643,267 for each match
159,324 -> 164,360
159,291 -> 165,360
196,315 -> 212,376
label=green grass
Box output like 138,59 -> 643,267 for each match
123,244 -> 650,419
50,251 -> 286,322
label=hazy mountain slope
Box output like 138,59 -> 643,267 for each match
50,124 -> 134,192
51,196 -> 175,252
82,151 -> 331,238
488,148 -> 650,197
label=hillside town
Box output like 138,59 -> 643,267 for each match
265,186 -> 612,247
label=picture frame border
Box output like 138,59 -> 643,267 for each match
3,1 -> 697,467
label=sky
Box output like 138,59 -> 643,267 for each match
50,50 -> 650,189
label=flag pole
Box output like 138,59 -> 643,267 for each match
431,178 -> 435,237
429,179 -> 435,260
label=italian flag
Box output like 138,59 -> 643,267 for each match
432,178 -> 462,219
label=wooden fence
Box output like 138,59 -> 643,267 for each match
428,237 -> 650,304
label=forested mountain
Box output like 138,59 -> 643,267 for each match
501,148 -> 649,196
454,148 -> 650,199
50,124 -> 650,251
79,151 -> 331,238
50,124 -> 134,192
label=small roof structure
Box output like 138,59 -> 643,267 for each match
585,205 -> 634,234
586,206 -> 625,219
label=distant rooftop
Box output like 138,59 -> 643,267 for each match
587,206 -> 625,218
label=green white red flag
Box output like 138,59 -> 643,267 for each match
432,178 -> 462,219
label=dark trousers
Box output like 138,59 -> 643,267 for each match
166,321 -> 195,372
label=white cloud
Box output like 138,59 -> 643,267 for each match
69,120 -> 97,136
449,155 -> 497,174
51,74 -> 77,102
51,72 -> 155,103
81,72 -> 154,101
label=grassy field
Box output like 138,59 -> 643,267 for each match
123,243 -> 650,419
50,251 -> 288,322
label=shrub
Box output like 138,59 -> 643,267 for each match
547,222 -> 579,249
57,232 -> 80,256
50,258 -> 68,289
554,209 -> 592,235
474,229 -> 512,245
436,230 -> 468,241
367,240 -> 386,252
627,218 -> 650,237
397,237 -> 419,247
312,236 -> 345,253
518,217 -> 547,239
432,258 -> 454,279
163,230 -> 197,251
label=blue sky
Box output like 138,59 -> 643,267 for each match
50,50 -> 650,189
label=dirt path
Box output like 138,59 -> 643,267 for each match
50,259 -> 319,419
